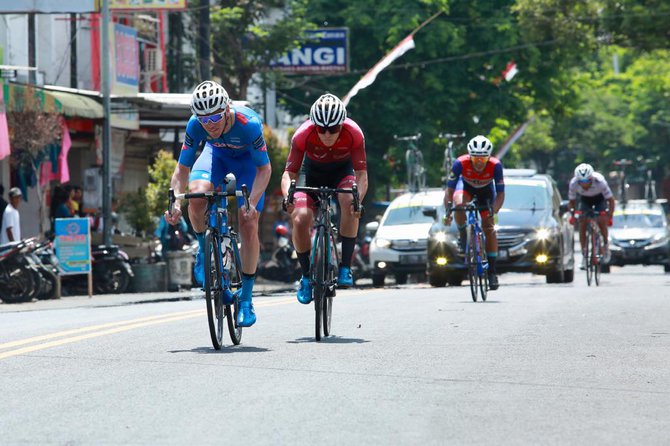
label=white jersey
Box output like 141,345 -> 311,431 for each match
0,204 -> 20,244
568,172 -> 613,200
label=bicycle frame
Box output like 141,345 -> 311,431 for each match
287,180 -> 360,340
578,208 -> 605,286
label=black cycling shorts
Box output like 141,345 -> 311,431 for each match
577,194 -> 607,212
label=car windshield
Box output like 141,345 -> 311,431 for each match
502,182 -> 549,210
384,206 -> 435,226
612,212 -> 665,229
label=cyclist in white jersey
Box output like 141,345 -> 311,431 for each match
568,163 -> 616,268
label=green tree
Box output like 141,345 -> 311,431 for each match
209,0 -> 314,99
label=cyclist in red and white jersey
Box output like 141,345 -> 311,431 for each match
568,163 -> 616,268
444,135 -> 505,290
280,93 -> 368,304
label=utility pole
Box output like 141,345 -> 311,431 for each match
70,13 -> 77,89
198,0 -> 210,80
28,14 -> 36,84
101,0 -> 112,246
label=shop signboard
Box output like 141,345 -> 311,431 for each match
270,28 -> 349,74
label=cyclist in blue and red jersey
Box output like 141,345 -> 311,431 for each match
444,135 -> 505,290
280,93 -> 368,304
165,80 -> 271,327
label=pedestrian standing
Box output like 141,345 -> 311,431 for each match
1,187 -> 23,244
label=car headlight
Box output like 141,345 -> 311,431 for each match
433,231 -> 447,243
535,228 -> 552,241
652,233 -> 668,243
374,238 -> 391,249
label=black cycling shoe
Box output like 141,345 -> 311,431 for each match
488,273 -> 499,290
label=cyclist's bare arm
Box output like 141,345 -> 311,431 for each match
281,170 -> 298,198
166,163 -> 191,224
444,187 -> 455,209
354,170 -> 368,201
493,191 -> 505,214
248,163 -> 271,210
607,197 -> 616,217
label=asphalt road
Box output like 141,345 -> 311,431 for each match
1,265 -> 669,445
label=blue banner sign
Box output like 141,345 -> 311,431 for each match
271,28 -> 349,74
55,218 -> 91,275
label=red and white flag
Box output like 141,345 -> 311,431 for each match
0,86 -> 10,161
343,34 -> 416,106
502,61 -> 518,81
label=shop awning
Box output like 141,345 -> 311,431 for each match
48,90 -> 103,119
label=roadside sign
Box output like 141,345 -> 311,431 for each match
54,218 -> 91,275
270,28 -> 349,74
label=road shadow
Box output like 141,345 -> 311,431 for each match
287,336 -> 370,344
169,346 -> 272,354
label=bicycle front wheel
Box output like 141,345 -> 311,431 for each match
224,237 -> 243,345
585,225 -> 593,286
593,228 -> 602,287
313,227 -> 328,341
204,230 -> 224,350
323,231 -> 338,337
478,233 -> 488,302
467,226 -> 478,302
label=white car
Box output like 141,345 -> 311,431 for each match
368,189 -> 444,287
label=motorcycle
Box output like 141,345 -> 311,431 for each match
258,225 -> 301,283
0,239 -> 42,303
38,243 -> 134,295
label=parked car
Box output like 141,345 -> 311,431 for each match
607,199 -> 670,272
369,189 -> 444,287
425,169 -> 575,286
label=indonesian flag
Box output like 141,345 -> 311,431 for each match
502,61 -> 518,81
343,34 -> 416,106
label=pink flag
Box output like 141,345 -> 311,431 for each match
58,118 -> 71,183
0,85 -> 10,160
343,34 -> 416,106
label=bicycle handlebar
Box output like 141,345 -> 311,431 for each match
393,133 -> 421,142
286,179 -> 363,216
168,186 -> 250,216
445,201 -> 493,219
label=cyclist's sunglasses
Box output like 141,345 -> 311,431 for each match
471,155 -> 489,162
197,112 -> 226,125
578,179 -> 592,185
316,124 -> 342,134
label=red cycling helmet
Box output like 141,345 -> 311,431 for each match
275,225 -> 289,237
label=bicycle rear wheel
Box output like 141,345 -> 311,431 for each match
478,233 -> 488,302
585,226 -> 593,286
224,237 -> 243,345
204,230 -> 224,350
467,226 -> 478,302
313,228 -> 328,341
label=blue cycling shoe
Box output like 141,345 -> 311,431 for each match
236,295 -> 256,327
337,266 -> 353,288
297,276 -> 312,304
193,250 -> 204,287
222,288 -> 235,305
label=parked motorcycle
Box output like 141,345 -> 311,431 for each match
0,239 -> 42,303
258,225 -> 301,283
38,243 -> 134,295
26,239 -> 59,300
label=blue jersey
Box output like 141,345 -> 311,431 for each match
178,105 -> 270,168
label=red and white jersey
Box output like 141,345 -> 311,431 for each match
284,118 -> 366,173
568,172 -> 613,199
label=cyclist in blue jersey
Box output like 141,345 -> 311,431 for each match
165,81 -> 271,328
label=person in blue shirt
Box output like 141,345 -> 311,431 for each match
165,80 -> 272,328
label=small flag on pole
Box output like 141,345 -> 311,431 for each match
502,61 -> 518,81
343,35 -> 416,106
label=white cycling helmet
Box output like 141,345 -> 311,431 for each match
574,163 -> 594,181
467,135 -> 493,156
191,80 -> 230,116
310,93 -> 347,128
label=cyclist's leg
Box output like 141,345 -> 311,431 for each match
227,154 -> 264,327
336,172 -> 357,287
477,186 -> 499,289
292,188 -> 316,304
576,197 -> 590,267
189,145 -> 216,286
453,180 -> 470,252
594,197 -> 610,261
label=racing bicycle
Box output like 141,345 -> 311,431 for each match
446,199 -> 491,302
576,206 -> 606,287
168,174 -> 249,350
394,134 -> 425,193
287,180 -> 361,341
